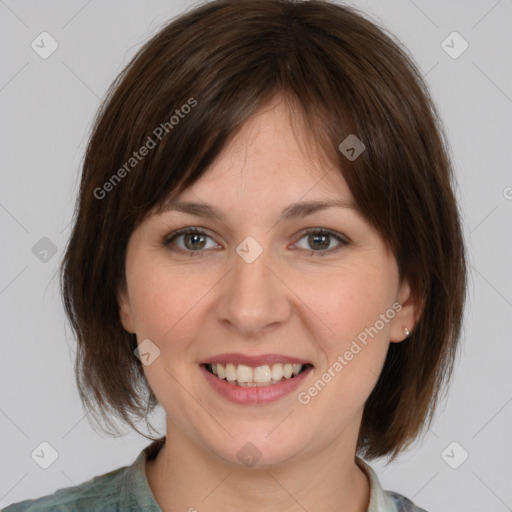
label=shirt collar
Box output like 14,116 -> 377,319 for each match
356,456 -> 398,512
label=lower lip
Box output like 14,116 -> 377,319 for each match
200,364 -> 313,404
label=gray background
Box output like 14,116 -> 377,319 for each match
1,0 -> 511,510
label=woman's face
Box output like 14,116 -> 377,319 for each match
118,98 -> 416,467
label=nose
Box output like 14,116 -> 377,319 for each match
215,242 -> 292,338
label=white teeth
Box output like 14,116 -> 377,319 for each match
253,365 -> 272,383
208,362 -> 306,386
225,363 -> 237,382
271,363 -> 283,381
236,364 -> 253,383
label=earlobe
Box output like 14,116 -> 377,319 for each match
390,279 -> 421,343
117,288 -> 136,334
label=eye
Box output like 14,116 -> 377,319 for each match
163,227 -> 220,255
162,226 -> 348,257
293,228 -> 348,255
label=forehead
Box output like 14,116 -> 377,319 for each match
174,99 -> 352,205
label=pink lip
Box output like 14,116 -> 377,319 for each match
200,364 -> 313,404
201,353 -> 313,366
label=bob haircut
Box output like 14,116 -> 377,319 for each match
60,0 -> 466,461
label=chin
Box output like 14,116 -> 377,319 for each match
205,428 -> 310,469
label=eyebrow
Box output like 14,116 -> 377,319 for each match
157,199 -> 359,222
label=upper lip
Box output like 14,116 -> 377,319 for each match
201,353 -> 313,367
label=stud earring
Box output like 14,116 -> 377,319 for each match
404,327 -> 410,337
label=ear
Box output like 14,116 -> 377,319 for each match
389,278 -> 421,343
117,286 -> 136,334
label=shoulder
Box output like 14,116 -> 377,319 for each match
2,464 -> 130,512
385,491 -> 429,512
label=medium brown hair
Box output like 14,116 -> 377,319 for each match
60,0 -> 466,460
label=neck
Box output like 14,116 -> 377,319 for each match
146,424 -> 370,512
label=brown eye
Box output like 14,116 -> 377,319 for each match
294,229 -> 348,255
163,227 -> 219,255
183,232 -> 207,250
307,233 -> 330,250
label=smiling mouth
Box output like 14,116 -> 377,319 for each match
204,362 -> 313,387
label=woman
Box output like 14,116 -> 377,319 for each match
4,0 -> 466,510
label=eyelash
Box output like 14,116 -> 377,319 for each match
162,227 -> 349,257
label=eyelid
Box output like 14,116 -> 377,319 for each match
293,227 -> 350,245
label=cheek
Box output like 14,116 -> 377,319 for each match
290,263 -> 397,397
127,255 -> 223,359
127,258 -> 212,409
292,274 -> 395,420
292,264 -> 396,342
